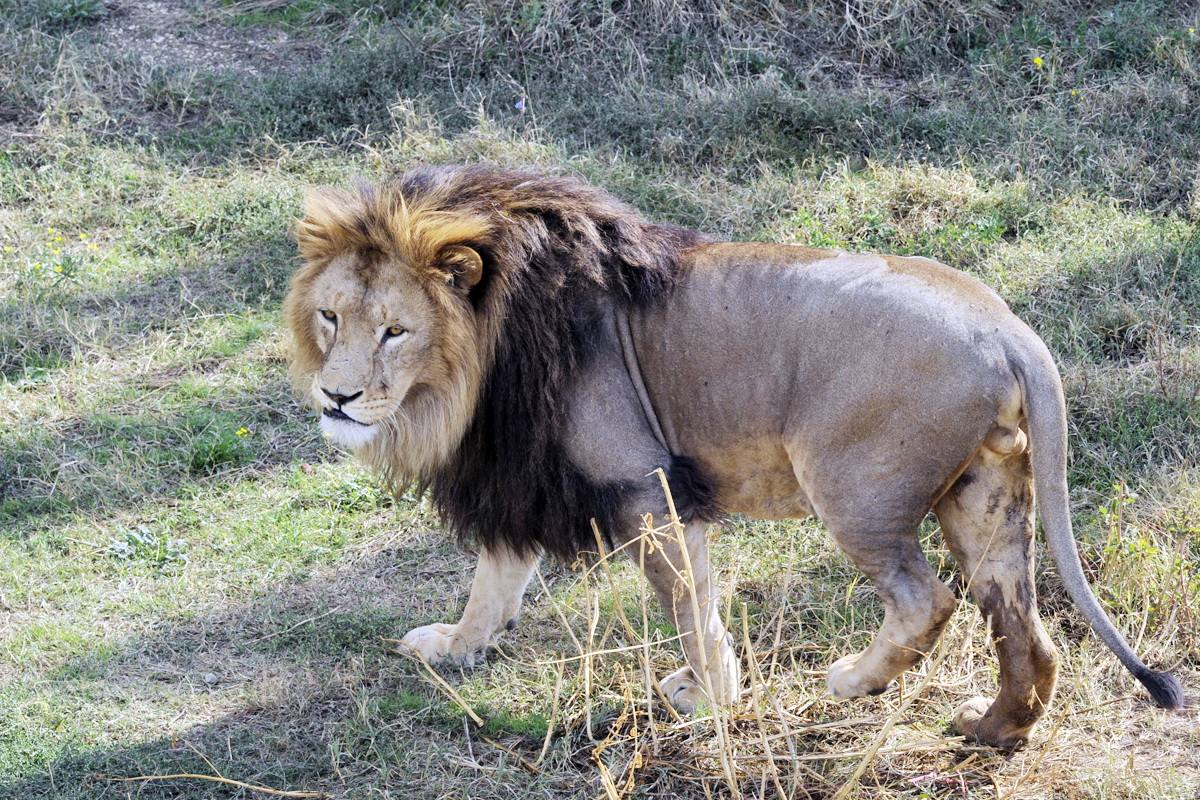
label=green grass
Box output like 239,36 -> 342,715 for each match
1,1 -> 1198,798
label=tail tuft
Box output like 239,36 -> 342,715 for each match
1137,669 -> 1186,709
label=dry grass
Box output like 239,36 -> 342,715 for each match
389,480 -> 1199,800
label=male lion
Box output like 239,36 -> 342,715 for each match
284,165 -> 1184,749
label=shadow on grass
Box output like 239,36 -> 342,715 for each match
3,707 -> 342,800
0,387 -> 325,536
0,542 -> 551,800
0,233 -> 331,534
0,234 -> 296,381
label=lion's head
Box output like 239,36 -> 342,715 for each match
284,177 -> 492,481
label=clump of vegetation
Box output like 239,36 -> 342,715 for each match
187,422 -> 253,475
0,0 -> 104,30
106,524 -> 189,569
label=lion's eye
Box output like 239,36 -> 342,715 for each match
319,309 -> 337,323
383,325 -> 407,341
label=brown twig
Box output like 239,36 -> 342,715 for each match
383,640 -> 486,726
479,735 -> 541,775
99,772 -> 325,798
246,606 -> 342,644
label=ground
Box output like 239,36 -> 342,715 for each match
1,1 -> 1198,798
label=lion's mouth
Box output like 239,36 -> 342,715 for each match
322,407 -> 369,426
319,407 -> 379,449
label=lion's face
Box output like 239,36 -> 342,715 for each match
301,255 -> 440,449
286,217 -> 487,481
285,176 -> 511,483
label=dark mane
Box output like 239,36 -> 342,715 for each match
395,166 -> 710,560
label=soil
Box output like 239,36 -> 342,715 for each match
93,0 -> 312,76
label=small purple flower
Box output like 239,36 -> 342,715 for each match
514,98 -> 526,112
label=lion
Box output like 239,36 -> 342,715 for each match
283,165 -> 1184,749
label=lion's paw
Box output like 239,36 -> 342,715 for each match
659,654 -> 740,715
396,623 -> 489,668
951,696 -> 993,734
826,653 -> 892,699
660,666 -> 707,715
950,696 -> 1027,750
945,700 -> 1032,753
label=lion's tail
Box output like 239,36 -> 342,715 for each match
1011,337 -> 1185,710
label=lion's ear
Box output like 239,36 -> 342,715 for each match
439,244 -> 484,291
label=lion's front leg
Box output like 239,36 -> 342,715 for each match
635,519 -> 740,713
399,546 -> 541,668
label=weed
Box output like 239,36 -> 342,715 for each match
1,0 -> 104,31
106,524 -> 190,569
187,424 -> 253,475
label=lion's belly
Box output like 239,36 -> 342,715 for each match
722,482 -> 814,520
693,437 -> 814,520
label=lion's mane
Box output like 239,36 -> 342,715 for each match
288,165 -> 717,559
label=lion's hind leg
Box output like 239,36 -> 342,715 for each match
934,447 -> 1059,749
823,524 -> 959,699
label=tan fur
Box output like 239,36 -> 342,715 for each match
398,547 -> 541,667
285,184 -> 493,484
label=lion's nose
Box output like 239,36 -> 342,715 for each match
321,387 -> 363,406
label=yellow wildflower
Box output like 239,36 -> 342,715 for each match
235,426 -> 250,437
87,242 -> 100,252
3,245 -> 14,253
53,265 -> 63,273
78,232 -> 89,241
1032,55 -> 1044,70
50,248 -> 62,256
1071,88 -> 1080,97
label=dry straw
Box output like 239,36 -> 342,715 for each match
401,474 -> 1195,797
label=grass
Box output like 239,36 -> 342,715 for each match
1,0 -> 1198,797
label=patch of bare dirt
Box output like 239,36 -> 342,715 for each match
94,0 -> 313,76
